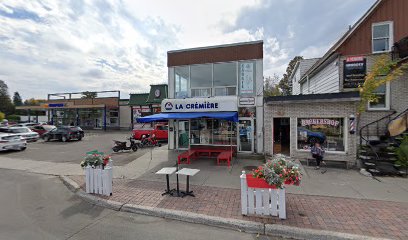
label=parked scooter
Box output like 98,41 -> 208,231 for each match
139,134 -> 161,148
112,136 -> 138,152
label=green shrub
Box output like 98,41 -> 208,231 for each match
0,112 -> 4,121
6,115 -> 20,122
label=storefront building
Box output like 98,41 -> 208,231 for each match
266,0 -> 408,168
17,91 -> 122,130
139,41 -> 264,153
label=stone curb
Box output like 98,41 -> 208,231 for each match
59,176 -> 391,240
265,224 -> 391,240
60,175 -> 80,192
121,203 -> 264,234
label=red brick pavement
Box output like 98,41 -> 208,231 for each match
70,176 -> 408,240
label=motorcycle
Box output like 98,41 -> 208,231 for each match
139,134 -> 161,148
112,136 -> 138,152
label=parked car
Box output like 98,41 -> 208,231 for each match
14,122 -> 40,128
297,127 -> 326,144
0,133 -> 26,151
0,127 -> 40,142
31,125 -> 57,136
42,126 -> 84,142
133,124 -> 168,141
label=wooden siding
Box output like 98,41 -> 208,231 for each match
291,68 -> 301,95
167,42 -> 263,67
308,59 -> 339,94
338,0 -> 408,56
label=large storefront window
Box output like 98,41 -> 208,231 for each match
190,119 -> 237,145
190,64 -> 212,97
175,66 -> 189,98
297,118 -> 345,152
214,62 -> 237,96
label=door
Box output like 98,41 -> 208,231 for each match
238,119 -> 254,152
176,120 -> 189,150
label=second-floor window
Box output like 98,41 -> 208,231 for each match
372,22 -> 393,53
213,62 -> 237,96
190,64 -> 212,97
175,66 -> 189,98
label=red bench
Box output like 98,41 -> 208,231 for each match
178,150 -> 197,164
217,151 -> 232,166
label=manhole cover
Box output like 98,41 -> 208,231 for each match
243,166 -> 258,172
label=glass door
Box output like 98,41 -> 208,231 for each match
177,120 -> 190,150
238,118 -> 254,152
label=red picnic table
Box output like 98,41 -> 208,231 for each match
177,148 -> 233,166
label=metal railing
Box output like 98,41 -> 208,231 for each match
359,110 -> 397,146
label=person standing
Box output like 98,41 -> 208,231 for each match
311,142 -> 325,169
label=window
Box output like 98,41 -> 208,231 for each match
190,119 -> 237,145
297,118 -> 345,152
213,62 -> 237,96
368,82 -> 390,110
109,111 -> 118,117
175,66 -> 189,98
190,64 -> 212,97
372,22 -> 393,53
214,87 -> 236,96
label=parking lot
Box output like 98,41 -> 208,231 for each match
0,131 -> 164,166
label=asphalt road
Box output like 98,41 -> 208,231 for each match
0,131 -> 162,166
0,169 -> 284,240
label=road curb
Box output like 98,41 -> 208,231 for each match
121,203 -> 264,234
60,175 -> 80,192
60,176 -> 391,240
265,224 -> 391,240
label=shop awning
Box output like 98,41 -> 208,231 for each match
137,112 -> 238,123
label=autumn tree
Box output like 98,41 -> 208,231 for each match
264,74 -> 282,96
278,56 -> 303,95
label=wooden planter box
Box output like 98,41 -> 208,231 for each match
85,166 -> 113,196
240,172 -> 286,219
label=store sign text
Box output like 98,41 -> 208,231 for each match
162,97 -> 237,112
301,119 -> 340,127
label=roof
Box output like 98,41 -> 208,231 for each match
167,40 -> 263,54
128,93 -> 149,106
146,84 -> 168,104
299,58 -> 320,78
300,0 -> 383,81
265,91 -> 360,104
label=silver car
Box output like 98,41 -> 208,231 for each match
1,127 -> 40,142
0,133 -> 27,151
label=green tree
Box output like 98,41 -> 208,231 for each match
12,92 -> 23,106
0,80 -> 15,115
81,91 -> 98,99
278,56 -> 303,95
24,98 -> 46,106
0,112 -> 5,122
264,74 -> 282,96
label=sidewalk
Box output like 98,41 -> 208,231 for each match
69,175 -> 408,240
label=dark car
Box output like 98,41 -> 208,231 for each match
297,127 -> 326,144
42,126 -> 84,142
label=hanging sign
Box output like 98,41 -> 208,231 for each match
239,62 -> 254,94
239,97 -> 255,106
343,56 -> 366,88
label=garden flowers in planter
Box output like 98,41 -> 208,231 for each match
250,155 -> 302,189
80,151 -> 111,169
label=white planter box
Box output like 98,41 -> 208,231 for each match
240,171 -> 286,219
85,166 -> 113,196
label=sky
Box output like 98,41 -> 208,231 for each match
0,0 -> 376,100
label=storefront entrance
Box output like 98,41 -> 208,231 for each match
238,118 -> 254,152
273,118 -> 290,155
176,120 -> 189,150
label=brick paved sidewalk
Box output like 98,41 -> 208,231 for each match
70,176 -> 408,240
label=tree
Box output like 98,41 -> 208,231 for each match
24,98 -> 47,106
264,74 -> 282,96
13,92 -> 23,106
278,56 -> 303,95
358,54 -> 408,112
81,91 -> 98,99
0,80 -> 15,115
0,112 -> 4,122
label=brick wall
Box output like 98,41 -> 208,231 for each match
264,101 -> 359,165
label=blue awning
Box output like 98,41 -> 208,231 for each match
137,112 -> 238,123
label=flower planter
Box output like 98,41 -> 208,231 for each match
246,174 -> 277,189
85,166 -> 112,196
241,171 -> 286,219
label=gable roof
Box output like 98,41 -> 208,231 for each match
300,0 -> 383,81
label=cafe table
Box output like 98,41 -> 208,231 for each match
155,167 -> 177,196
176,168 -> 200,197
